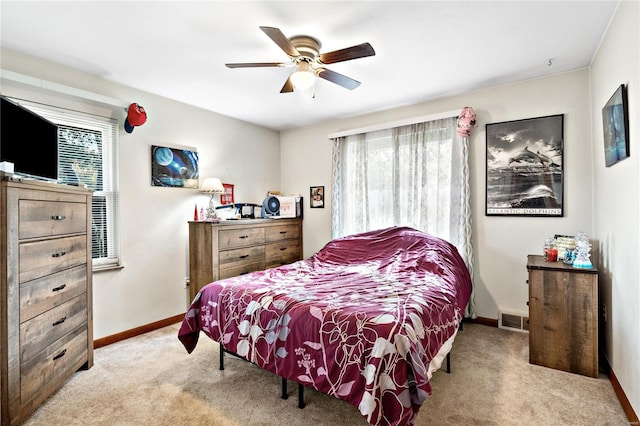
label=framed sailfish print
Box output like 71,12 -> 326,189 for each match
485,114 -> 564,217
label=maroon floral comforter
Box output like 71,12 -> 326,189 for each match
178,226 -> 472,425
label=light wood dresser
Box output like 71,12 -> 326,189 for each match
1,178 -> 93,425
527,254 -> 598,377
188,219 -> 303,301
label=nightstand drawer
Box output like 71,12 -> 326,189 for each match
20,295 -> 87,362
265,240 -> 300,267
266,224 -> 299,243
20,265 -> 88,322
19,235 -> 87,283
219,228 -> 265,249
20,326 -> 87,403
19,200 -> 87,239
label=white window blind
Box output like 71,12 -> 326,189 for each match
13,98 -> 120,269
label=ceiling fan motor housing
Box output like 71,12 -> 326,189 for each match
289,35 -> 321,60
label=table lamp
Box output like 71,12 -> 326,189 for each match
199,177 -> 225,220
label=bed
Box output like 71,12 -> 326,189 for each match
178,226 -> 472,426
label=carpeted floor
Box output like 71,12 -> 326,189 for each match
25,322 -> 628,425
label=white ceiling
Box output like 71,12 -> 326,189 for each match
0,1 -> 618,131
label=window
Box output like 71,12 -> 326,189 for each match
17,99 -> 120,269
331,116 -> 466,249
331,113 -> 475,319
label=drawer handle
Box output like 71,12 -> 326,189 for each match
51,215 -> 66,221
52,251 -> 67,258
239,255 -> 249,259
279,247 -> 287,251
238,235 -> 249,239
52,284 -> 67,292
279,231 -> 287,235
52,316 -> 67,327
52,349 -> 67,361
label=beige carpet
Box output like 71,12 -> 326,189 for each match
25,322 -> 627,425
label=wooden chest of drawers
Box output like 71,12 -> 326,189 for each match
188,219 -> 303,301
1,178 -> 93,425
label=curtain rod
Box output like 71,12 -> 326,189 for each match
328,109 -> 461,139
0,68 -> 128,109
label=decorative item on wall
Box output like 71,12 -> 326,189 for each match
124,103 -> 147,133
456,106 -> 476,137
486,114 -> 564,217
221,183 -> 235,205
151,145 -> 199,188
310,186 -> 324,208
602,84 -> 630,167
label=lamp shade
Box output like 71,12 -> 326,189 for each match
199,177 -> 225,194
290,62 -> 316,90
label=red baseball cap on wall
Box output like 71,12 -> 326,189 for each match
124,103 -> 147,133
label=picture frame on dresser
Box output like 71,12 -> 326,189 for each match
486,114 -> 564,217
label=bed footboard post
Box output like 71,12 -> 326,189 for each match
446,353 -> 451,373
298,383 -> 305,408
281,378 -> 288,399
219,343 -> 225,370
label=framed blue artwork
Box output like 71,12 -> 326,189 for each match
602,84 -> 630,167
151,145 -> 199,188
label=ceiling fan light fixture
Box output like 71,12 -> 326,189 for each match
290,61 -> 316,90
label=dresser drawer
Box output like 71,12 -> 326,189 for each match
266,224 -> 299,243
20,265 -> 87,322
219,246 -> 265,269
19,200 -> 87,240
219,227 -> 265,249
20,295 -> 87,362
266,240 -> 301,268
219,262 -> 266,280
20,326 -> 87,404
19,235 -> 87,283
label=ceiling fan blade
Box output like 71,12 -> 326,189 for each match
319,42 -> 375,64
317,68 -> 361,90
260,26 -> 300,58
226,62 -> 287,68
280,76 -> 294,93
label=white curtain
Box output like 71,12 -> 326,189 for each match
331,116 -> 476,318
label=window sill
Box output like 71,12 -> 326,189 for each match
92,263 -> 124,273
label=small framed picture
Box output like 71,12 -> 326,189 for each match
310,186 -> 324,208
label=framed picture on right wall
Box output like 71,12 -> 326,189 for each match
602,84 -> 630,167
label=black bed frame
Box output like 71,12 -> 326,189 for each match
216,321 -> 463,409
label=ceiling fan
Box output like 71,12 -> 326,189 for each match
226,26 -> 375,93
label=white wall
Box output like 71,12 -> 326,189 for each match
590,0 -> 639,416
1,49 -> 281,339
282,69 -> 593,321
